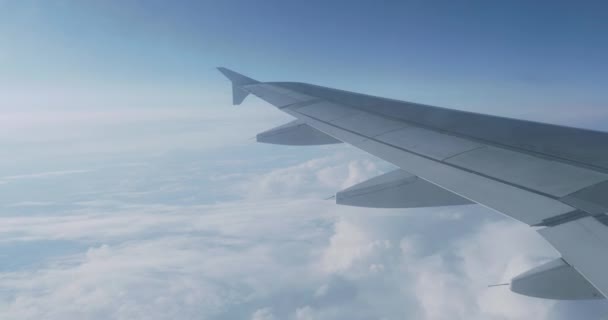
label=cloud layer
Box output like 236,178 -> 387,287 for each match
1,144 -> 605,320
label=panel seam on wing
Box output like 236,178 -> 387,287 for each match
281,89 -> 608,175
293,108 -> 571,201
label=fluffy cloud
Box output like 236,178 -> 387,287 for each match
0,102 -> 292,165
403,220 -> 556,320
319,219 -> 391,274
238,151 -> 383,200
251,308 -> 277,320
0,202 -> 327,319
0,147 -> 606,320
293,306 -> 315,320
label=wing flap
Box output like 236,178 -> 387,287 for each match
375,126 -> 483,161
446,147 -> 608,197
561,181 -> 608,215
295,101 -> 360,121
330,112 -> 409,137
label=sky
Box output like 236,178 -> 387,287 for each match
1,0 -> 608,319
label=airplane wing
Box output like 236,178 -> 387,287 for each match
218,67 -> 608,300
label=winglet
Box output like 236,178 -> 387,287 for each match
217,67 -> 259,105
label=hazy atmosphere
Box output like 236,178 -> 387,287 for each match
1,1 -> 608,319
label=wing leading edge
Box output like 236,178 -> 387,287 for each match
218,67 -> 608,300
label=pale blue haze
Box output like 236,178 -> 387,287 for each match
0,1 -> 607,319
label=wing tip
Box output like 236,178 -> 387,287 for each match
217,67 -> 259,85
217,67 -> 259,105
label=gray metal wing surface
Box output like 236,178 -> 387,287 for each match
218,67 -> 608,300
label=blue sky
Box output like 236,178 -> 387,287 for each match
1,1 -> 608,319
2,0 -> 608,116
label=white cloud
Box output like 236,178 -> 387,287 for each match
399,236 -> 420,256
0,102 -> 292,163
0,238 -> 250,319
238,152 -> 383,200
313,284 -> 329,298
5,201 -> 56,207
403,220 -> 557,320
0,151 -> 602,320
0,207 -> 325,320
319,219 -> 391,275
293,306 -> 315,320
252,308 -> 277,320
0,169 -> 91,181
